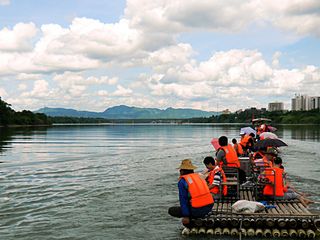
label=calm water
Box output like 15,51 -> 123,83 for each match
0,124 -> 319,240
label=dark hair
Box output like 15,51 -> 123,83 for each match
274,156 -> 283,165
180,169 -> 194,175
249,133 -> 255,137
218,136 -> 228,146
232,138 -> 237,144
203,156 -> 215,165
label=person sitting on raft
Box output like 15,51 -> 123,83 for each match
216,136 -> 246,184
260,157 -> 313,205
232,138 -> 244,157
203,156 -> 227,200
168,159 -> 214,228
253,147 -> 277,170
239,132 -> 255,155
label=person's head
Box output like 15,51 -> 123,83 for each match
274,156 -> 282,165
218,136 -> 228,146
249,133 -> 255,138
203,156 -> 216,170
264,147 -> 278,160
232,138 -> 237,144
177,159 -> 197,176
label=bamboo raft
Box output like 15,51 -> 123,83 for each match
182,158 -> 320,238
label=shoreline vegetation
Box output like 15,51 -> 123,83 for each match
1,98 -> 320,127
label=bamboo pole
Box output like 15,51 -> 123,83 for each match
301,218 -> 309,229
280,229 -> 289,237
230,228 -> 238,236
242,218 -> 251,228
198,227 -> 206,234
313,218 -> 320,229
222,228 -> 230,235
255,228 -> 263,237
214,227 -> 222,235
190,227 -> 198,234
272,229 -> 281,237
230,218 -> 238,227
255,218 -> 264,228
181,227 -> 190,235
266,218 -> 275,228
263,229 -> 272,237
220,217 -> 228,227
297,229 -> 306,238
205,218 -> 214,227
240,228 -> 247,237
306,229 -> 316,239
277,218 -> 286,228
206,228 -> 214,235
288,218 -> 297,228
247,228 -> 255,237
289,229 -> 297,237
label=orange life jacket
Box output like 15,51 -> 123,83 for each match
207,166 -> 228,196
240,134 -> 252,148
253,151 -> 264,160
234,143 -> 244,156
262,167 -> 285,197
219,144 -> 240,168
181,173 -> 214,208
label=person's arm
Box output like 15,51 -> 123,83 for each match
178,178 -> 190,217
216,149 -> 226,165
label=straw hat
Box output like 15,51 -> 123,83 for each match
177,159 -> 197,170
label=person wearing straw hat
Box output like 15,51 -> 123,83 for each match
168,159 -> 214,227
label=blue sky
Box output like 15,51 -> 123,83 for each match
0,0 -> 319,112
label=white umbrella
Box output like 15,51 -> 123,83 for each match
260,132 -> 278,140
240,127 -> 256,136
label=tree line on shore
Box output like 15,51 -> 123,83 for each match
0,98 -> 51,126
188,108 -> 320,124
1,98 -> 319,126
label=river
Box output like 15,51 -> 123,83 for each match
0,124 -> 319,239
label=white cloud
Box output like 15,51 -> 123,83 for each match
0,23 -> 37,52
97,90 -> 108,96
125,0 -> 320,37
17,73 -> 43,80
87,76 -> 118,85
112,85 -> 133,97
22,80 -> 49,98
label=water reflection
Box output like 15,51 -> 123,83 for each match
276,125 -> 320,141
0,128 -> 14,155
0,127 -> 49,155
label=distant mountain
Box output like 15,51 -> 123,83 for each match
35,105 -> 218,119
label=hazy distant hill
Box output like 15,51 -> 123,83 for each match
35,105 -> 218,119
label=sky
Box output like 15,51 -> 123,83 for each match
0,0 -> 319,112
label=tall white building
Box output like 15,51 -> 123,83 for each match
291,94 -> 320,111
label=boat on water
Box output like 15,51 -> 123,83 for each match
180,124 -> 320,238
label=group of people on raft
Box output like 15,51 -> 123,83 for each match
168,126 -> 313,228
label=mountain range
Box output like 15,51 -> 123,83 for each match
35,105 -> 218,119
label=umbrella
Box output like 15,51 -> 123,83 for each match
255,138 -> 287,150
260,132 -> 278,140
211,138 -> 220,150
267,126 -> 277,132
240,127 -> 256,136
